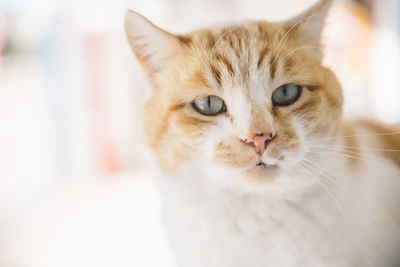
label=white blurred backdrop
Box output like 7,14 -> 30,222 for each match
0,0 -> 399,266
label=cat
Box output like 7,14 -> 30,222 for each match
124,0 -> 400,266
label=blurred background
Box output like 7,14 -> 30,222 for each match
0,0 -> 399,266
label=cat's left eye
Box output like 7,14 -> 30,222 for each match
192,96 -> 227,116
272,84 -> 302,106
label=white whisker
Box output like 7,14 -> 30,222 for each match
281,46 -> 321,63
211,29 -> 234,52
301,159 -> 378,232
309,131 -> 400,144
306,149 -> 397,179
309,146 -> 389,164
271,12 -> 321,67
310,144 -> 400,152
298,163 -> 348,223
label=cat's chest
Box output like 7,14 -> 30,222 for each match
161,178 -> 340,267
159,163 -> 400,267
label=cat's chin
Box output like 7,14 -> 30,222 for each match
242,162 -> 279,182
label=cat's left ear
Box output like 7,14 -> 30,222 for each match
286,0 -> 333,47
124,10 -> 183,79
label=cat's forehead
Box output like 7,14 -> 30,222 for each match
188,21 -> 286,55
180,21 -> 310,96
187,23 -> 285,76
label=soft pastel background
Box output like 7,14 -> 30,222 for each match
0,0 -> 399,266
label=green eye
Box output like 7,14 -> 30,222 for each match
192,95 -> 227,116
272,84 -> 302,106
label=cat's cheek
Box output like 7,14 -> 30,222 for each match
200,118 -> 237,158
274,149 -> 307,171
212,138 -> 259,169
263,134 -> 306,170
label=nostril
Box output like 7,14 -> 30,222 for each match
269,133 -> 273,138
255,132 -> 264,137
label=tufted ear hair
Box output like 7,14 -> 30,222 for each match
124,10 -> 183,80
286,0 -> 333,48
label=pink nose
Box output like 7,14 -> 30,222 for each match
242,132 -> 275,155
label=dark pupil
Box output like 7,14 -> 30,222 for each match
283,87 -> 288,97
207,96 -> 211,108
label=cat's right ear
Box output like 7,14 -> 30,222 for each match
124,10 -> 183,79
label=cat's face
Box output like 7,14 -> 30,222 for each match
126,0 -> 343,191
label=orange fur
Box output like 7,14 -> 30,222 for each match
125,2 -> 398,180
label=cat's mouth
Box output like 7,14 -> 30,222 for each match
243,160 -> 279,180
255,161 -> 278,170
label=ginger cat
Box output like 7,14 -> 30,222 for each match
125,0 -> 400,266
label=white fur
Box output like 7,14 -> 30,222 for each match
156,100 -> 400,266
158,146 -> 400,267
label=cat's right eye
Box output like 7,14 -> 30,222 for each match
192,96 -> 227,116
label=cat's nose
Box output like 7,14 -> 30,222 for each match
241,131 -> 276,155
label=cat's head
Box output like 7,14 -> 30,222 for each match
125,0 -> 343,192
